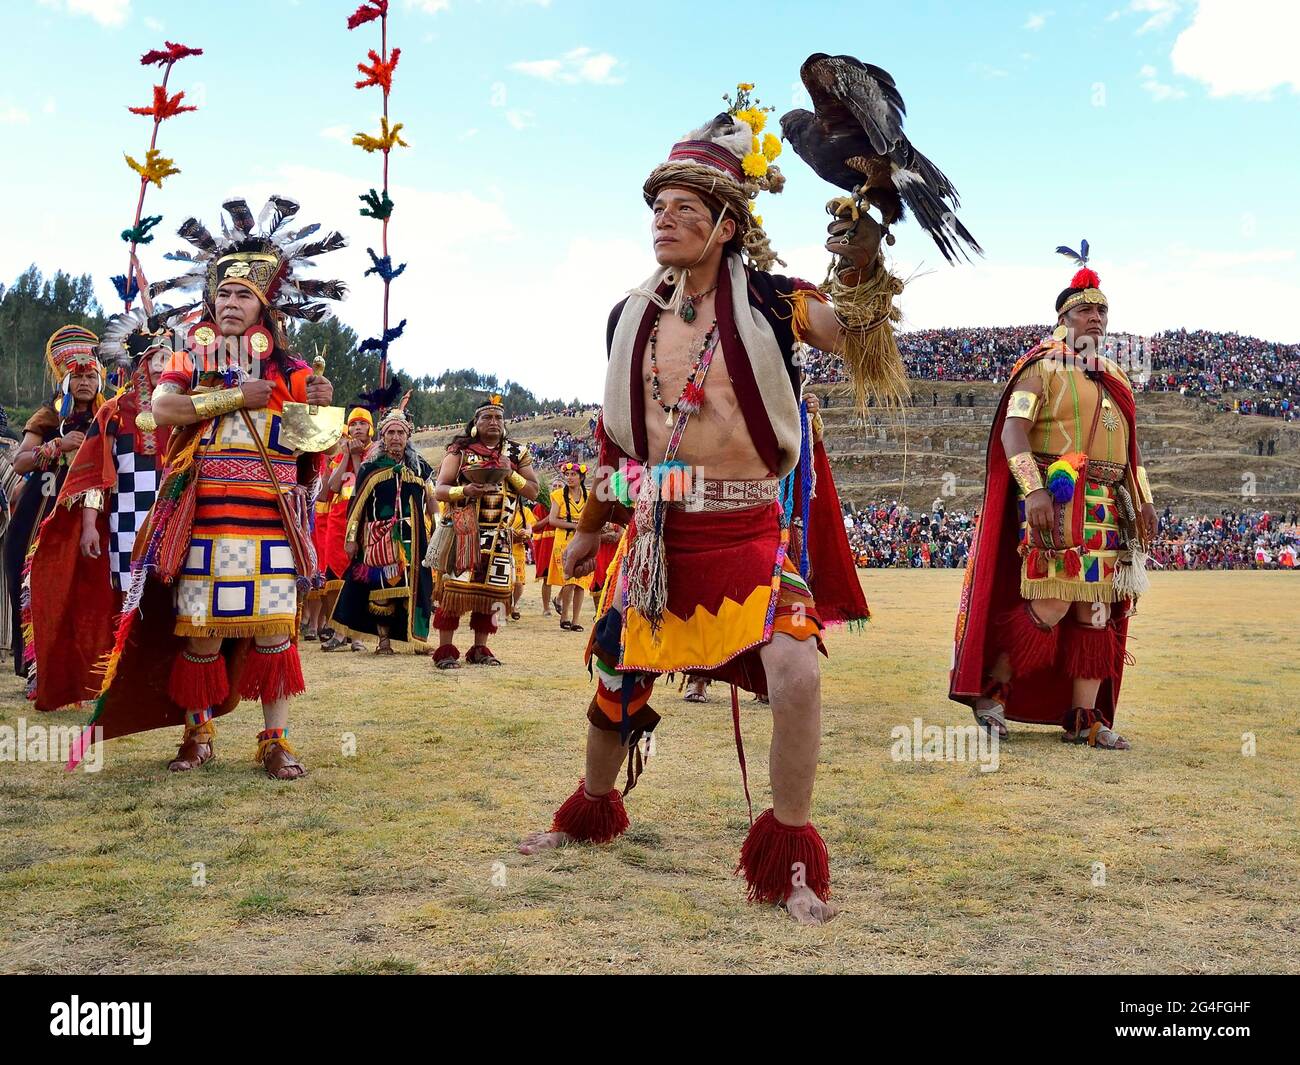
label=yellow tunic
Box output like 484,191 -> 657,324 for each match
547,486 -> 593,589
1011,356 -> 1133,603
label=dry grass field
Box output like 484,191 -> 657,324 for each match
1,570 -> 1296,974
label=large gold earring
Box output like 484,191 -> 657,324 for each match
1052,324 -> 1069,342
470,425 -> 478,437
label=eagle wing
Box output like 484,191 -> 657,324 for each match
802,53 -> 906,159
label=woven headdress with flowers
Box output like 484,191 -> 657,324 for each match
642,82 -> 787,274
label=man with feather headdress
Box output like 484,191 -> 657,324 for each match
950,244 -> 1157,750
66,195 -> 345,780
517,84 -> 906,925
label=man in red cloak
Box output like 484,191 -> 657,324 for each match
950,250 -> 1157,748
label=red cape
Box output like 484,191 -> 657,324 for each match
796,435 -> 870,626
29,398 -> 123,711
949,342 -> 1140,725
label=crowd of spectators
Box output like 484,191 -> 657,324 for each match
802,326 -> 1299,420
838,500 -> 1298,571
843,500 -> 975,569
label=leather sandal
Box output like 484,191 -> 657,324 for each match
258,737 -> 307,780
168,724 -> 216,772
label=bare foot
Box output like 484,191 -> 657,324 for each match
517,830 -> 571,855
784,886 -> 839,925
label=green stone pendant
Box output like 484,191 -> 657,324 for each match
681,302 -> 696,323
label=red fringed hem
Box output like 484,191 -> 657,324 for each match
431,643 -> 460,664
432,607 -> 461,632
469,610 -> 498,636
237,642 -> 306,702
167,651 -> 230,712
550,779 -> 629,844
1060,620 -> 1116,681
736,808 -> 831,904
999,602 -> 1058,677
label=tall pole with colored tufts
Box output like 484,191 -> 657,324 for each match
348,0 -> 408,390
117,40 -> 203,326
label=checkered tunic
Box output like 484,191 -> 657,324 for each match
107,432 -> 158,590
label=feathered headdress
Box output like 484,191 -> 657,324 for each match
149,195 -> 348,322
473,393 -> 505,418
377,389 -> 414,434
97,304 -> 189,370
1055,239 -> 1106,313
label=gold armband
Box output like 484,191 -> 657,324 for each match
1007,390 -> 1040,421
346,518 -> 361,544
81,489 -> 105,512
811,411 -> 825,442
506,471 -> 527,493
190,387 -> 246,420
447,485 -> 465,502
1135,465 -> 1154,507
135,411 -> 158,433
1008,452 -> 1045,496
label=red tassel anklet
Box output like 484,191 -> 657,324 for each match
1060,619 -> 1116,680
238,640 -> 306,702
736,808 -> 831,905
168,650 -> 229,711
999,602 -> 1058,677
550,779 -> 629,844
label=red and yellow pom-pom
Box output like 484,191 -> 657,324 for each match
1071,267 -> 1100,290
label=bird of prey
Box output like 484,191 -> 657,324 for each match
780,53 -> 981,264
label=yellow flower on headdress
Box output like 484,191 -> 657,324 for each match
735,107 -> 766,135
742,151 -> 768,178
762,133 -> 782,162
753,214 -> 764,228
737,82 -> 755,91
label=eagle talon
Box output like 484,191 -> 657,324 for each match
826,195 -> 860,223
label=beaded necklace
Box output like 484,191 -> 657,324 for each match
648,313 -> 719,426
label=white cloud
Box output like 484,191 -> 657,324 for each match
42,97 -> 56,115
457,128 -> 479,140
405,0 -> 450,13
0,101 -> 30,124
1170,0 -> 1300,98
226,165 -> 646,400
319,125 -> 351,144
1023,11 -> 1050,30
39,0 -> 131,27
143,15 -> 163,31
1138,64 -> 1186,101
1128,0 -> 1181,34
511,46 -> 624,85
505,109 -> 534,130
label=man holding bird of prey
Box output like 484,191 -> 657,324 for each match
517,69 -> 961,924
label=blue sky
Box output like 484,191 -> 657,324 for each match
2,0 -> 1297,400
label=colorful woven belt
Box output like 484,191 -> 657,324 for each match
200,456 -> 298,487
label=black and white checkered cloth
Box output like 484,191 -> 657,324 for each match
108,433 -> 158,590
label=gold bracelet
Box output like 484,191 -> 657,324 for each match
346,520 -> 360,544
1007,390 -> 1040,421
190,387 -> 246,420
1008,452 -> 1045,496
448,485 -> 465,502
81,489 -> 105,512
1135,465 -> 1154,507
506,471 -> 527,492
